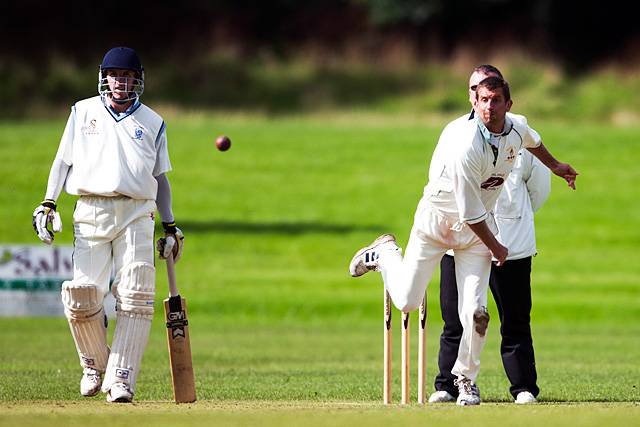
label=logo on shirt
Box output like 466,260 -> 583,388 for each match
81,119 -> 100,135
506,146 -> 516,163
133,127 -> 144,140
481,176 -> 505,190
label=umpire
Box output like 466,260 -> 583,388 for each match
429,65 -> 550,405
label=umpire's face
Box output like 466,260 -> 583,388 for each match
474,86 -> 512,133
468,71 -> 500,106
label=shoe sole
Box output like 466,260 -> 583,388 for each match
429,397 -> 456,403
349,234 -> 396,277
457,400 -> 480,406
106,385 -> 133,403
81,389 -> 101,397
428,392 -> 456,403
106,393 -> 133,403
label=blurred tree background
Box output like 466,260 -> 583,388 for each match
2,0 -> 640,119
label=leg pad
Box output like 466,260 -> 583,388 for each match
102,262 -> 155,393
61,282 -> 109,371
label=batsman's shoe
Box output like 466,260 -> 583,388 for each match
455,377 -> 481,406
106,382 -> 133,403
349,234 -> 399,277
515,391 -> 537,404
80,368 -> 103,397
428,390 -> 456,403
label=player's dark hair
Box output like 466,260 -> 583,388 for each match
475,76 -> 511,101
473,64 -> 503,79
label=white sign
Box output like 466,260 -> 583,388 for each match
0,245 -> 116,317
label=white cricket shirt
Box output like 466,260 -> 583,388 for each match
424,114 -> 541,227
493,148 -> 550,260
55,96 -> 171,200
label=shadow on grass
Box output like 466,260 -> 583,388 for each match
174,220 -> 384,235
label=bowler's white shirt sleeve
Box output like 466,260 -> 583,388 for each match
428,114 -> 469,182
509,113 -> 541,149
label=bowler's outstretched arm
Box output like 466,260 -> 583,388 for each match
527,143 -> 578,189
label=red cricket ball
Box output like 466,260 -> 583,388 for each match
215,135 -> 231,151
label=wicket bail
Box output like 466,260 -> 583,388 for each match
383,289 -> 427,404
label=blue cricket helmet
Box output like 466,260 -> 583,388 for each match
98,47 -> 144,102
100,47 -> 144,73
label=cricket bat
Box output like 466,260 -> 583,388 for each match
164,253 -> 197,403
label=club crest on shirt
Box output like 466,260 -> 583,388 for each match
506,146 -> 516,163
481,176 -> 505,190
133,127 -> 144,140
81,119 -> 100,135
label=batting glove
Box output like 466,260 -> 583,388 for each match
156,221 -> 184,262
32,199 -> 62,245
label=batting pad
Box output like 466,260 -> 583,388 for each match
102,262 -> 155,393
61,282 -> 109,372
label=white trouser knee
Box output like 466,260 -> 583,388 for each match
379,232 -> 441,312
102,262 -> 155,393
61,282 -> 110,372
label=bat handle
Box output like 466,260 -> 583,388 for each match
166,253 -> 179,297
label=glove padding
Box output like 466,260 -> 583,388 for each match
32,200 -> 62,245
156,222 -> 184,262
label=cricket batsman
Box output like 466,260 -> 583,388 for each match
32,47 -> 184,403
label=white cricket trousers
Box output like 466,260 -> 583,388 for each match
379,200 -> 492,381
72,196 -> 156,297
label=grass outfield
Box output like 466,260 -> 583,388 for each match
0,113 -> 639,424
1,402 -> 639,427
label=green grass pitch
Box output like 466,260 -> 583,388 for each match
1,113 -> 639,425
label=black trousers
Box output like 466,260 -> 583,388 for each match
434,254 -> 539,398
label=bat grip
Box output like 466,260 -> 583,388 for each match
166,253 -> 179,297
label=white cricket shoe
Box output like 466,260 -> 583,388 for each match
80,368 -> 103,397
515,391 -> 537,404
455,377 -> 481,406
106,382 -> 133,403
349,234 -> 399,277
428,390 -> 456,403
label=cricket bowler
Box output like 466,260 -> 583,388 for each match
349,76 -> 578,405
431,65 -> 549,406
